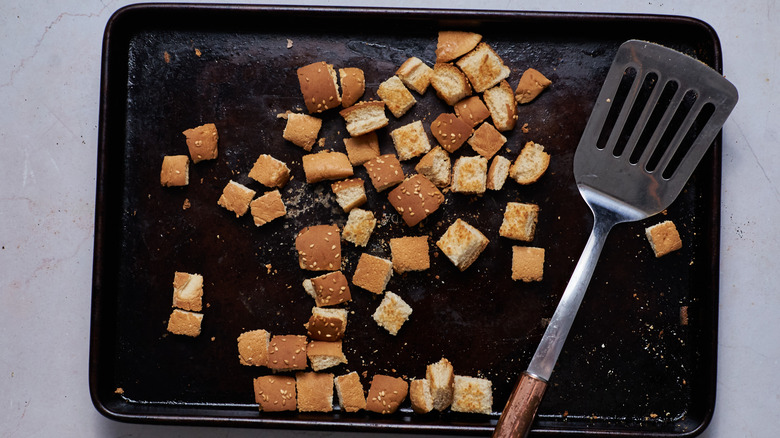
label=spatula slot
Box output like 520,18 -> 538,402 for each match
629,80 -> 679,164
662,102 -> 716,179
645,89 -> 698,172
613,72 -> 658,157
596,67 -> 637,150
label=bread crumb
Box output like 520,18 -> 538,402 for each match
182,198 -> 191,210
286,39 -> 293,49
194,48 -> 201,57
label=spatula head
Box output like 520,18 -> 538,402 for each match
574,40 -> 738,218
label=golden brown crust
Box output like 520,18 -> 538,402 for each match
390,236 -> 430,273
364,154 -> 405,192
248,154 -> 290,188
254,375 -> 296,412
166,309 -> 203,337
467,122 -> 507,159
172,271 -> 203,311
415,146 -> 451,188
237,329 -> 270,366
339,67 -> 365,108
249,190 -> 286,227
283,113 -> 322,151
343,132 -> 380,165
396,57 -> 433,94
387,174 -> 445,227
483,80 -> 518,131
486,156 -> 511,191
499,202 -> 539,242
456,42 -> 510,93
331,178 -> 367,212
307,340 -> 347,371
352,253 -> 393,294
309,271 -> 352,307
430,63 -> 472,106
305,307 -> 347,341
342,208 -> 376,247
515,68 -> 552,104
372,292 -> 413,336
302,151 -> 353,183
511,246 -> 545,282
451,375 -> 492,414
295,224 -> 342,271
435,31 -> 482,63
390,120 -> 432,161
268,335 -> 308,372
297,61 -> 341,113
426,358 -> 454,411
160,155 -> 189,187
454,96 -> 491,128
366,375 -> 409,414
645,220 -> 683,257
296,372 -> 334,412
509,141 -> 551,185
409,379 -> 434,414
378,75 -> 416,118
339,101 -> 389,137
430,113 -> 472,153
217,180 -> 256,217
451,156 -> 488,195
436,219 -> 489,271
182,123 -> 218,163
335,372 -> 367,412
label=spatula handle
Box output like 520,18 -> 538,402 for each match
492,372 -> 548,438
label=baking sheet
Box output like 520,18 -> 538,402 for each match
91,4 -> 721,436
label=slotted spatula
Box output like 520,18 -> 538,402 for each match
493,40 -> 738,438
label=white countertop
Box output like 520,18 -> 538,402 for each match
1,0 -> 777,437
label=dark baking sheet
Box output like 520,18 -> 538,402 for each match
91,4 -> 721,436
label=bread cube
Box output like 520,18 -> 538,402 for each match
430,63 -> 472,105
331,178 -> 366,212
267,335 -> 308,372
451,156 -> 488,195
366,375 -> 408,414
217,180 -> 256,217
340,101 -> 389,137
499,202 -> 539,242
390,120 -> 432,161
248,154 -> 290,188
510,141 -> 550,185
339,67 -> 365,108
254,375 -> 296,412
296,372 -> 334,412
645,220 -> 682,257
456,42 -> 510,93
297,61 -> 341,113
390,236 -> 430,273
410,379 -> 434,414
435,31 -> 482,63
335,372 -> 367,413
512,246 -> 545,282
166,309 -> 203,337
249,189 -> 287,227
295,224 -> 341,271
430,113 -> 472,153
237,329 -> 270,367
304,270 -> 352,307
516,68 -> 552,104
364,154 -> 404,192
182,123 -> 218,163
307,340 -> 347,371
302,151 -> 353,183
283,113 -> 322,151
342,208 -> 376,247
426,358 -> 454,411
468,122 -> 507,159
160,155 -> 189,187
454,96 -> 491,128
172,271 -> 203,311
487,155 -> 511,190
343,132 -> 380,165
388,174 -> 445,227
396,57 -> 433,94
304,307 -> 348,341
451,375 -> 493,414
352,253 -> 393,294
436,219 -> 489,271
415,146 -> 451,187
483,80 -> 518,131
378,75 -> 416,118
372,291 -> 413,336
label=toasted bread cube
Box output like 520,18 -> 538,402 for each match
487,156 -> 511,190
307,341 -> 347,371
295,224 -> 341,271
304,307 -> 348,341
249,189 -> 286,226
415,146 -> 451,188
468,122 -> 507,159
339,67 -> 365,108
302,151 -> 353,183
297,61 -> 341,113
254,375 -> 296,412
182,123 -> 218,163
378,75 -> 416,118
342,208 -> 376,247
218,180 -> 256,217
340,101 -> 389,137
366,375 -> 408,414
372,291 -> 413,336
352,253 -> 393,294
426,358 -> 454,411
510,141 -> 550,184
451,156 -> 488,195
390,120 -> 432,161
451,375 -> 493,414
454,96 -> 491,128
172,271 -> 203,311
296,372 -> 334,412
483,80 -> 518,131
456,42 -> 510,93
166,309 -> 203,337
305,271 -> 352,307
283,113 -> 322,151
248,154 -> 290,188
343,132 -> 380,165
430,63 -> 472,105
268,335 -> 308,372
435,31 -> 482,63
364,154 -> 404,192
430,113 -> 472,153
396,57 -> 433,94
410,379 -> 434,414
237,329 -> 270,367
390,236 -> 430,273
499,202 -> 539,242
160,155 -> 189,187
645,220 -> 682,257
436,219 -> 489,271
388,174 -> 445,227
516,68 -> 552,104
512,246 -> 545,282
335,372 -> 367,413
331,178 -> 366,213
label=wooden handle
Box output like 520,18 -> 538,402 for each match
492,372 -> 548,438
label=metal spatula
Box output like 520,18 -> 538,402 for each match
493,40 -> 738,438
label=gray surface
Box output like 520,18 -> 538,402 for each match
1,0 -> 778,437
